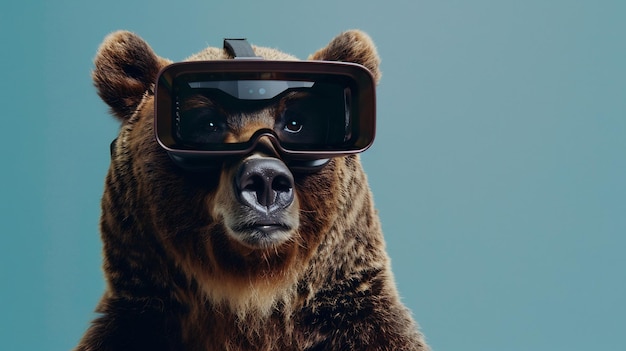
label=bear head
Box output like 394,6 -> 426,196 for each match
93,30 -> 386,317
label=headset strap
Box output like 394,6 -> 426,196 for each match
223,38 -> 260,59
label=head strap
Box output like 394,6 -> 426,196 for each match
223,38 -> 261,59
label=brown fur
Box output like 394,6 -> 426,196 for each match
77,30 -> 429,350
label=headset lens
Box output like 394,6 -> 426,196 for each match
175,79 -> 352,150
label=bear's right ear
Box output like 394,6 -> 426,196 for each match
93,31 -> 171,120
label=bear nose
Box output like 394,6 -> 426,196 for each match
235,158 -> 294,214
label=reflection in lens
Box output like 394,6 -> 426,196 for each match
187,80 -> 313,100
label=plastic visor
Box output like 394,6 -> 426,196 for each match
155,60 -> 376,160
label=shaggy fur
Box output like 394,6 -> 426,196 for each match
76,30 -> 429,350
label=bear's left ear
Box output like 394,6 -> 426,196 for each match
93,31 -> 171,121
308,30 -> 381,83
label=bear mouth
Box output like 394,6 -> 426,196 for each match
230,222 -> 293,249
253,223 -> 288,233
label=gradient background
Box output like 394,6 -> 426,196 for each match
1,1 -> 625,350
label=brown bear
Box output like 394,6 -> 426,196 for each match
76,30 -> 429,351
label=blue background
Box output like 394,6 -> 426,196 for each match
1,1 -> 624,350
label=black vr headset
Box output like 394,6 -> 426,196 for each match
153,38 -> 376,171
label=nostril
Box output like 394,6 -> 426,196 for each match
272,175 -> 292,194
242,175 -> 264,192
241,174 -> 267,206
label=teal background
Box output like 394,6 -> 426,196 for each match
1,1 -> 625,350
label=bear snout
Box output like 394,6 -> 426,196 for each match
235,157 -> 294,215
219,156 -> 300,249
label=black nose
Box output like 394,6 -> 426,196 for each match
235,158 -> 294,214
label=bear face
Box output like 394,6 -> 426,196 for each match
78,30 -> 428,351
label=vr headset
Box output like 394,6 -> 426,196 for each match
154,39 -> 376,171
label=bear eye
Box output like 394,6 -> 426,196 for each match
178,107 -> 227,145
280,105 -> 305,134
198,112 -> 227,137
284,119 -> 303,134
207,120 -> 221,133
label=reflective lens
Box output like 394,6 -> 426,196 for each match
155,60 -> 375,161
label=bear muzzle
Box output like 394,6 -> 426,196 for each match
225,156 -> 300,248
